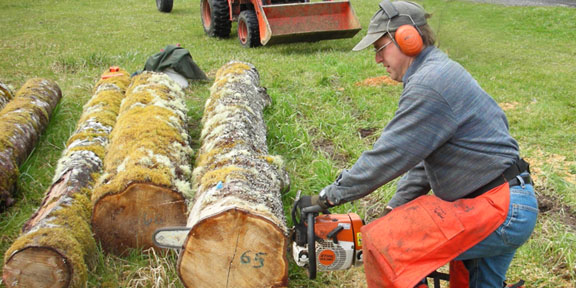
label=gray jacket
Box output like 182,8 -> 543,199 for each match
323,46 -> 519,207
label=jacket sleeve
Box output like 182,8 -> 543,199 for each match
388,161 -> 431,208
322,84 -> 458,205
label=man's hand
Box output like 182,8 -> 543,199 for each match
297,195 -> 332,211
381,206 -> 393,217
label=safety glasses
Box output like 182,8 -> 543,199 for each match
374,40 -> 393,54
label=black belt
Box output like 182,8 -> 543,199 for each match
465,158 -> 532,199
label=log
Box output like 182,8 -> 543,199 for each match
2,69 -> 131,288
178,61 -> 290,288
0,80 -> 14,110
0,78 -> 62,211
91,72 -> 193,255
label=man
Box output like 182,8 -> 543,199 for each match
300,1 -> 538,287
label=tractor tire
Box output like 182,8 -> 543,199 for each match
156,0 -> 173,12
201,0 -> 231,38
238,10 -> 261,48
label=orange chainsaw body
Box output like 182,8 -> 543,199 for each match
311,213 -> 364,270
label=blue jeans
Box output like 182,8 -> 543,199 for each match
454,173 -> 539,287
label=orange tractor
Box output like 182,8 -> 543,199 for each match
200,0 -> 362,47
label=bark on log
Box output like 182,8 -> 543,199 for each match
92,72 -> 193,255
0,81 -> 14,110
2,69 -> 131,288
0,78 -> 62,211
178,61 -> 290,288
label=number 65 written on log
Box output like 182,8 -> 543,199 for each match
240,251 -> 267,268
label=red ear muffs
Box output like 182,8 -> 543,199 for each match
395,25 -> 423,56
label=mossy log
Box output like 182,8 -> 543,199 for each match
92,72 -> 193,255
178,61 -> 290,288
0,78 -> 61,211
2,69 -> 131,288
0,81 -> 14,110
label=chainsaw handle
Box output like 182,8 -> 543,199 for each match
291,196 -> 328,227
307,212 -> 317,280
302,205 -> 325,214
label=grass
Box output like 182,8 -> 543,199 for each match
1,0 -> 575,287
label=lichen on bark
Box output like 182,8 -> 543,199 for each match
89,72 -> 193,255
92,72 -> 194,201
188,61 -> 290,233
178,61 -> 290,288
0,78 -> 62,211
0,80 -> 14,110
3,69 -> 129,287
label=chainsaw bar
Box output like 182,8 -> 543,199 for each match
153,227 -> 191,249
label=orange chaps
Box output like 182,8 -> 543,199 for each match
362,183 -> 510,288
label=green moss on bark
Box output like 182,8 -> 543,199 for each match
4,190 -> 97,287
0,78 -> 61,210
3,70 -> 127,286
92,72 -> 193,201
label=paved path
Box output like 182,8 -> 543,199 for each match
465,0 -> 576,7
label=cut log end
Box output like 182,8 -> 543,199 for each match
3,247 -> 71,288
92,183 -> 187,255
178,208 -> 288,288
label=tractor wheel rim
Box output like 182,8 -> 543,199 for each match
239,21 -> 248,44
202,0 -> 211,28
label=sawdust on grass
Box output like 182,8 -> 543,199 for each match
355,75 -> 399,87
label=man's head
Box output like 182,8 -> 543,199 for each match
353,1 -> 435,82
353,0 -> 434,54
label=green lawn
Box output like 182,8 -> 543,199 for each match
1,0 -> 575,287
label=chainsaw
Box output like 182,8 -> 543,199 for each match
152,191 -> 365,280
153,191 -> 525,288
289,192 -> 527,288
290,191 -> 364,279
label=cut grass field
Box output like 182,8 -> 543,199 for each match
1,0 -> 575,287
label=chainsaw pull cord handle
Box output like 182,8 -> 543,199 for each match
307,212 -> 317,280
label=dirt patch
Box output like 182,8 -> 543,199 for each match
358,192 -> 389,223
357,127 -> 378,139
312,138 -> 350,165
513,149 -> 576,229
537,192 -> 576,231
355,75 -> 400,87
499,101 -> 519,111
525,149 -> 576,186
309,128 -> 350,165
